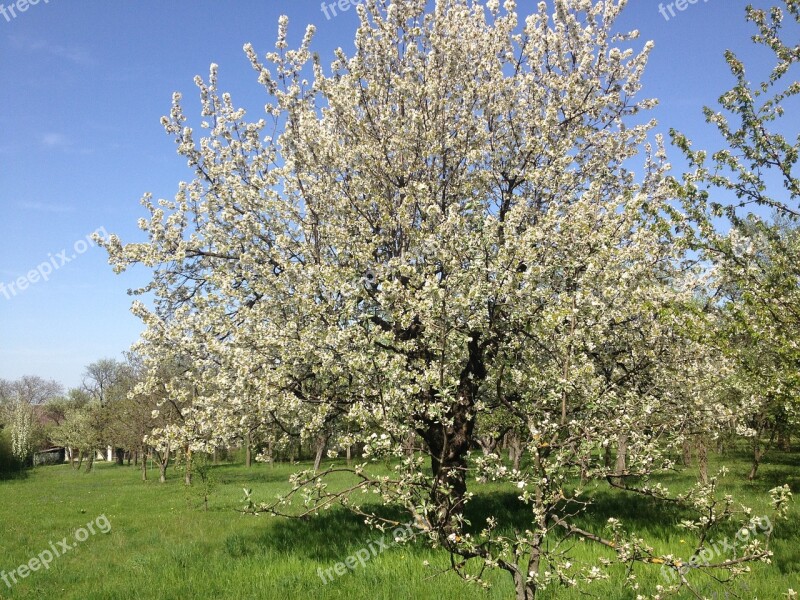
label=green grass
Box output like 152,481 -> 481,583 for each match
0,450 -> 797,600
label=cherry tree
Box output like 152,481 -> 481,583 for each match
673,0 -> 800,479
102,1 -> 788,597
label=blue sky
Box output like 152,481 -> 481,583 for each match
0,0 -> 786,389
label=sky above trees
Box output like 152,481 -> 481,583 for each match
0,0 -> 792,387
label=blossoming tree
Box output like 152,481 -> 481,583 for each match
673,0 -> 800,481
102,1 -> 790,597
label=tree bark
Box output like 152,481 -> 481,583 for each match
697,438 -> 708,485
418,384 -> 477,529
313,432 -> 329,472
748,426 -> 776,481
422,420 -> 471,529
245,431 -> 252,468
778,429 -> 791,452
612,433 -> 628,485
157,445 -> 170,483
512,567 -> 536,600
748,451 -> 761,481
682,439 -> 693,467
184,447 -> 192,485
507,432 -> 524,472
406,432 -> 416,459
478,430 -> 506,457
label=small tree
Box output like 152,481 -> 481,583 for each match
183,453 -> 216,511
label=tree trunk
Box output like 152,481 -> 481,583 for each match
697,438 -> 708,485
141,447 -> 148,481
478,434 -> 500,457
612,433 -> 628,485
778,429 -> 791,452
418,375 -> 477,530
509,434 -> 523,472
86,452 -> 95,473
424,429 -> 471,529
158,445 -> 170,483
115,448 -> 125,466
184,447 -> 192,486
406,432 -> 416,459
512,567 -> 536,600
313,433 -> 329,472
682,439 -> 693,466
346,444 -> 352,466
748,452 -> 761,481
245,431 -> 252,468
748,427 -> 776,481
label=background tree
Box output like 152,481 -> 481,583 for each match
0,376 -> 63,465
82,357 -> 139,464
51,404 -> 99,471
674,0 -> 800,479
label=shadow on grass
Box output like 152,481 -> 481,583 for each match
0,467 -> 30,481
212,465 -> 295,487
224,505 -> 403,562
748,467 -> 800,496
234,485 -> 690,563
220,453 -> 800,569
464,486 -> 692,539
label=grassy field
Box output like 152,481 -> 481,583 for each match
0,450 -> 797,600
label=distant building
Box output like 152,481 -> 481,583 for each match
33,447 -> 66,466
